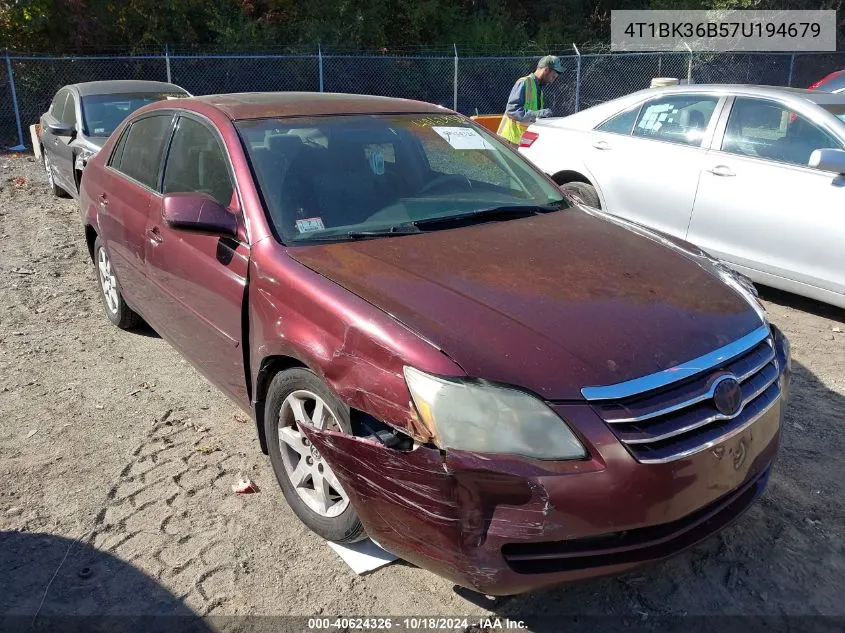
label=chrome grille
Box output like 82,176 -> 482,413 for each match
583,326 -> 782,464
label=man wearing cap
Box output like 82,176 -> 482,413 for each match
497,55 -> 564,145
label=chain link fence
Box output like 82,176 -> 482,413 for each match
3,49 -> 845,149
169,54 -> 318,96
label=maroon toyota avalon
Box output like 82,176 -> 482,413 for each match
77,92 -> 790,595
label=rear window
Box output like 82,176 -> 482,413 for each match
111,114 -> 173,190
596,105 -> 641,135
633,95 -> 719,147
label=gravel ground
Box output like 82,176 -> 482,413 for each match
0,153 -> 843,632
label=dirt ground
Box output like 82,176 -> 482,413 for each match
0,153 -> 844,631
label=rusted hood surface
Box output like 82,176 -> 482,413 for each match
288,210 -> 762,400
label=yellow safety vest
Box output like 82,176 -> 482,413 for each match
497,74 -> 544,144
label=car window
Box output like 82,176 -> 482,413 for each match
163,117 -> 235,207
108,126 -> 131,169
633,95 -> 719,147
236,113 -> 568,243
81,91 -> 188,137
821,104 -> 845,122
596,105 -> 641,135
721,98 -> 844,167
112,114 -> 173,190
50,90 -> 69,118
59,93 -> 77,127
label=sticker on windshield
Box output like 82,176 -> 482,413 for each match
432,126 -> 494,150
369,150 -> 385,175
296,217 -> 325,233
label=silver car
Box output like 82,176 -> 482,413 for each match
38,80 -> 190,199
518,84 -> 845,309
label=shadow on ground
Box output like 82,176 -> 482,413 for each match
757,285 -> 844,324
455,358 -> 845,633
132,323 -> 161,339
0,531 -> 211,633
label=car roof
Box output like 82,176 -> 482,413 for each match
181,92 -> 451,120
634,83 -> 845,105
68,80 -> 188,97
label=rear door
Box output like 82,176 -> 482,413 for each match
96,113 -> 176,311
143,114 -> 250,406
687,96 -> 845,297
584,93 -> 724,239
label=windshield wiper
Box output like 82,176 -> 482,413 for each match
412,203 -> 562,230
344,225 -> 421,239
293,202 -> 565,242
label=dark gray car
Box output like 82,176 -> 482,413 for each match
39,80 -> 190,198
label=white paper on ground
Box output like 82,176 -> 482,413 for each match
327,538 -> 399,575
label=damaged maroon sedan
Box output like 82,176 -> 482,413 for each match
78,92 -> 790,595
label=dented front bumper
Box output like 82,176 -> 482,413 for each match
301,390 -> 783,595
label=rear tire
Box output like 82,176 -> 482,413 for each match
265,368 -> 366,544
562,181 -> 601,209
93,236 -> 142,330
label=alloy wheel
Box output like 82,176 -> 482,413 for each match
97,246 -> 119,315
278,390 -> 350,518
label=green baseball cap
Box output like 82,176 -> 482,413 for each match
537,55 -> 565,73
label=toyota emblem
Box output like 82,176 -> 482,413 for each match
713,376 -> 743,417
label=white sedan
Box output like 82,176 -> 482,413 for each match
518,84 -> 845,309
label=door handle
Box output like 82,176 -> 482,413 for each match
146,226 -> 163,245
592,140 -> 612,150
707,165 -> 736,177
97,193 -> 109,207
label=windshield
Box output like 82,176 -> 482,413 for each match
81,92 -> 187,136
235,113 -> 569,243
821,104 -> 845,123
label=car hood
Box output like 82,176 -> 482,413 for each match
288,209 -> 764,400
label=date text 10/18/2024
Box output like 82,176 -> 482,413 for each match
307,617 -> 528,630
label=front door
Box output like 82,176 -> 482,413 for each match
41,89 -> 74,192
143,114 -> 250,406
688,96 -> 845,298
52,92 -> 79,192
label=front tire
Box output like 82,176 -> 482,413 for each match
93,236 -> 142,330
265,368 -> 366,544
561,181 -> 601,209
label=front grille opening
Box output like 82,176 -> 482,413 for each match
598,340 -> 775,422
630,383 -> 779,462
589,337 -> 782,463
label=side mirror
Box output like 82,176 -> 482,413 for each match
47,122 -> 75,136
809,148 -> 845,175
162,192 -> 238,237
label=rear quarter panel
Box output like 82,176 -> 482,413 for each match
520,124 -> 591,177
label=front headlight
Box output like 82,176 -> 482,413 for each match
404,366 -> 586,460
